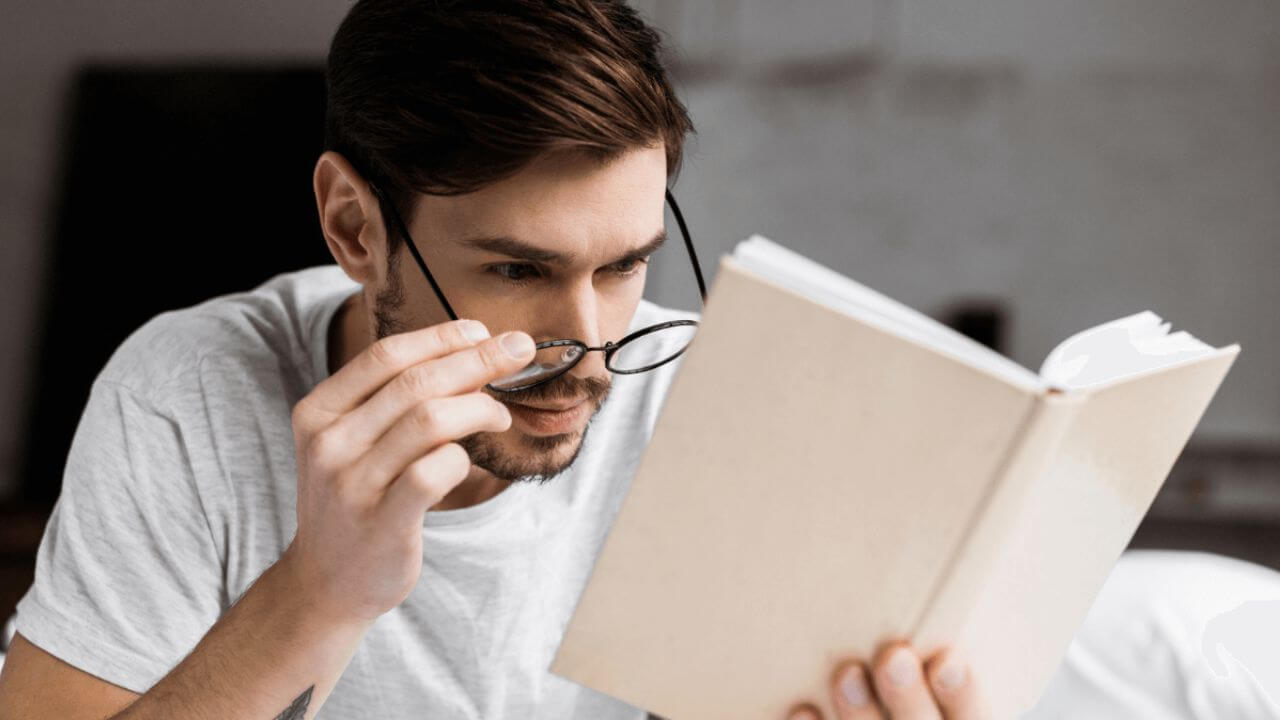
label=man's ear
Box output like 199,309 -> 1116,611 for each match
313,150 -> 389,284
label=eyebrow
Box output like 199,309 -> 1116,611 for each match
612,231 -> 668,266
459,230 -> 668,268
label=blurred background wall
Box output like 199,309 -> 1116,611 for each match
0,0 -> 1277,598
635,0 -> 1280,446
0,0 -> 355,499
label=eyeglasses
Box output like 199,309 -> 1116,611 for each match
369,183 -> 707,393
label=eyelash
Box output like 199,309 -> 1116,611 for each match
488,257 -> 650,285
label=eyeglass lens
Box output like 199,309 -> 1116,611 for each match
488,344 -> 586,392
607,323 -> 698,372
488,323 -> 697,391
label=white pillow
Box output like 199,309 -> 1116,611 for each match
1026,550 -> 1280,719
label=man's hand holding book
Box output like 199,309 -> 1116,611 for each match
786,645 -> 988,720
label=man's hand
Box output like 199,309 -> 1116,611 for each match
285,318 -> 536,625
785,644 -> 988,720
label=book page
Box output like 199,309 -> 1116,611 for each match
734,236 -> 1229,396
1039,311 -> 1219,390
552,257 -> 1040,719
732,236 -> 1046,391
551,240 -> 1241,718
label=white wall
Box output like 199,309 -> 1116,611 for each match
653,69 -> 1280,445
2,0 -> 1278,496
637,0 -> 1280,446
896,0 -> 1280,73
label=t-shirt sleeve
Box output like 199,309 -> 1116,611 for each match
14,379 -> 226,693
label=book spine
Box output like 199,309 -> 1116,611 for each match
908,391 -> 1084,656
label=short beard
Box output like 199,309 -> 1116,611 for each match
373,248 -> 408,339
371,249 -> 610,484
459,420 -> 593,485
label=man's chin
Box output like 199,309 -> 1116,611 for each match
461,421 -> 592,484
516,427 -> 581,452
467,381 -> 609,483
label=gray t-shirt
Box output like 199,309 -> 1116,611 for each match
15,265 -> 696,719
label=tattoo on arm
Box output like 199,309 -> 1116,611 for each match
273,685 -> 315,720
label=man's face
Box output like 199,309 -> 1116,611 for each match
373,146 -> 669,483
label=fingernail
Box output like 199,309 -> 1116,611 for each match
788,709 -> 819,720
839,665 -> 870,706
887,648 -> 919,688
461,320 -> 489,343
934,659 -> 967,693
500,331 -> 534,359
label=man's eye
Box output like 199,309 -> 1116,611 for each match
490,263 -> 540,282
610,257 -> 649,276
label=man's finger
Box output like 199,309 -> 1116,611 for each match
351,391 -> 511,492
830,661 -> 884,720
307,327 -> 534,464
380,441 -> 474,524
923,649 -> 988,720
869,644 -> 943,720
379,329 -> 535,404
787,703 -> 823,720
298,319 -> 495,426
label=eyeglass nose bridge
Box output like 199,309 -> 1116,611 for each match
535,338 -> 617,370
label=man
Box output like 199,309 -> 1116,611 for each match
0,1 -> 985,718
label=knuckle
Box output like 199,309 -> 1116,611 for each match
306,429 -> 341,469
411,399 -> 445,435
437,442 -> 472,478
443,318 -> 491,346
290,398 -> 310,425
291,398 -> 318,434
399,443 -> 471,506
400,363 -> 440,397
413,453 -> 460,502
403,462 -> 441,502
443,319 -> 476,346
369,335 -> 404,368
475,341 -> 508,375
333,469 -> 366,506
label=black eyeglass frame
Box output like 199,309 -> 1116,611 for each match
369,183 -> 708,393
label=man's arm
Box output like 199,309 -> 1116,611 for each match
0,634 -> 138,719
0,553 -> 366,720
0,319 -> 537,720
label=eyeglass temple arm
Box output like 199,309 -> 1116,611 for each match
373,183 -> 702,319
665,189 -> 707,303
371,183 -> 460,321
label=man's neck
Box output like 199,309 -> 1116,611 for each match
325,290 -> 511,512
327,291 -> 368,377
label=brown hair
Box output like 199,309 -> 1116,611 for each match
324,0 -> 694,252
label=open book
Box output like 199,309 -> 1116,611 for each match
551,236 -> 1240,719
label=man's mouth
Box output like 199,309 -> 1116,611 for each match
505,399 -> 589,435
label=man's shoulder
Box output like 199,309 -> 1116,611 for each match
99,266 -> 357,405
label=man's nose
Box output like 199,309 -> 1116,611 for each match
550,278 -> 606,375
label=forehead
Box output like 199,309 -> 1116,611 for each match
414,146 -> 669,254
